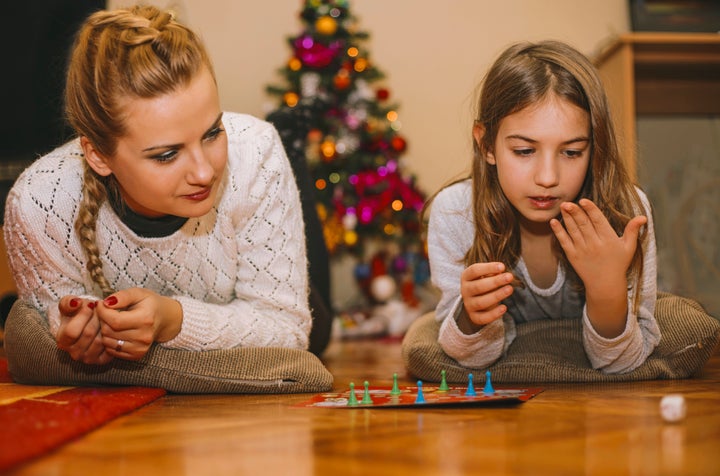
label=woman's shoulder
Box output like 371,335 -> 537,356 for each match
222,112 -> 278,140
7,140 -> 84,213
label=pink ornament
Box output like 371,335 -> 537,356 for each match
293,35 -> 343,68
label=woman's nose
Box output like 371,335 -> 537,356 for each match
186,149 -> 214,185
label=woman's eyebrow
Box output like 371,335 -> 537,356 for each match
142,112 -> 224,152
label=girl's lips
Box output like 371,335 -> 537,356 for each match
528,196 -> 558,210
184,187 -> 211,201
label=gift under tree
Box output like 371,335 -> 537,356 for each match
265,0 -> 435,337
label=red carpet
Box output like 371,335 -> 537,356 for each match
0,359 -> 166,472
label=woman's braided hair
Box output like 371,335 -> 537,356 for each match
64,5 -> 213,296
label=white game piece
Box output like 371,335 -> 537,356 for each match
660,394 -> 686,423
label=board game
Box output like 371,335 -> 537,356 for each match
296,371 -> 543,409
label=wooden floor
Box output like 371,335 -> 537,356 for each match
7,337 -> 720,476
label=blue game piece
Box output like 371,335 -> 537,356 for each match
347,382 -> 359,406
361,380 -> 374,405
465,373 -> 477,397
390,373 -> 402,396
415,380 -> 426,404
483,370 -> 495,394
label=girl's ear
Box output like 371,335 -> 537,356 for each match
80,137 -> 113,177
472,123 -> 496,165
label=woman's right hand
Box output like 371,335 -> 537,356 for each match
55,296 -> 113,365
460,262 -> 515,327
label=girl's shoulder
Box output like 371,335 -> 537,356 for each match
432,178 -> 473,213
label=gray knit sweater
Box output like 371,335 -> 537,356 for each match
427,179 -> 661,374
3,112 -> 312,351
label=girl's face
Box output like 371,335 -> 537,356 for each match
84,66 -> 227,218
479,94 -> 590,232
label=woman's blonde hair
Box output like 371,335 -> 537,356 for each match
430,40 -> 646,301
65,5 -> 214,295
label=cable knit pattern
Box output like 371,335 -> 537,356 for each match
3,112 -> 311,351
428,179 -> 661,374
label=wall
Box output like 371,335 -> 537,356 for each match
109,0 -> 629,196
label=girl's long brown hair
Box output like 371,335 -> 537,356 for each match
426,40 -> 646,305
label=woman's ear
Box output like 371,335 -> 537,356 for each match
472,123 -> 495,165
80,137 -> 113,177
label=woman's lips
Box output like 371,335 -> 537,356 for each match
184,187 -> 211,201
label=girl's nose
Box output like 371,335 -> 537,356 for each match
534,155 -> 559,188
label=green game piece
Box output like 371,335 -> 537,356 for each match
361,381 -> 374,404
438,370 -> 450,391
390,373 -> 401,396
347,382 -> 359,406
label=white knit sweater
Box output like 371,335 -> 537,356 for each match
3,112 -> 312,351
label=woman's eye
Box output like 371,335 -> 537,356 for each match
152,150 -> 178,163
204,127 -> 225,142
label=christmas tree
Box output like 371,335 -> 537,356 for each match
266,0 -> 434,334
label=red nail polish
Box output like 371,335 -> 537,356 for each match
70,298 -> 80,308
88,301 -> 97,309
104,296 -> 118,306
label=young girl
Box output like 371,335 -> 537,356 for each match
427,40 -> 661,374
3,5 -> 326,365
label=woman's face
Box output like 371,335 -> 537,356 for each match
86,66 -> 227,218
478,94 -> 591,233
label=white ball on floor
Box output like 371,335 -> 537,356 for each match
660,394 -> 686,423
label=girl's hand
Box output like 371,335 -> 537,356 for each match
550,198 -> 646,337
56,296 -> 113,365
95,288 -> 183,361
460,262 -> 515,328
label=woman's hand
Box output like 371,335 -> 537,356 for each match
550,198 -> 646,337
459,262 -> 515,330
56,296 -> 113,365
95,288 -> 183,361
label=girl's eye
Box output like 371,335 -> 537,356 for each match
563,149 -> 584,158
204,127 -> 225,142
151,150 -> 178,163
513,148 -> 534,157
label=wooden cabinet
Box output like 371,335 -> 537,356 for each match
594,32 -> 720,179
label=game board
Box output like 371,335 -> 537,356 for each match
296,371 -> 543,409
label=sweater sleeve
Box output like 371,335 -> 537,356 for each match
428,182 -> 511,367
3,144 -> 104,337
160,116 -> 312,351
582,189 -> 661,373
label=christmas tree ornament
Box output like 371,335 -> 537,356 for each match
315,15 -> 338,36
333,71 -> 351,90
283,92 -> 299,107
300,72 -> 321,97
288,57 -> 302,71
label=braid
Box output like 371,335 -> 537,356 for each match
74,165 -> 115,297
65,5 -> 213,297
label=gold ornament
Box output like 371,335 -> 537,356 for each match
283,92 -> 299,107
315,16 -> 338,36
